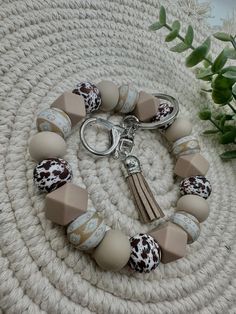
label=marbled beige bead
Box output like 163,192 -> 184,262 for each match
149,222 -> 187,264
29,131 -> 66,162
67,210 -> 106,251
170,212 -> 201,244
116,84 -> 139,113
133,91 -> 159,122
164,118 -> 192,142
176,194 -> 209,222
36,108 -> 72,138
92,229 -> 131,271
51,91 -> 86,126
97,80 -> 119,112
45,182 -> 88,225
172,135 -> 200,158
174,153 -> 210,178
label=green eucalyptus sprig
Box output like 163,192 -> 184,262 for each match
149,6 -> 236,160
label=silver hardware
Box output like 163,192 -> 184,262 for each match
122,155 -> 141,178
80,93 -> 179,158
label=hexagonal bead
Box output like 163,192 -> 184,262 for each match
174,153 -> 210,178
133,91 -> 159,122
149,222 -> 187,263
45,182 -> 88,225
51,91 -> 86,127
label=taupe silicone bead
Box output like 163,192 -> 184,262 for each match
29,131 -> 66,162
51,91 -> 86,126
92,229 -> 131,271
97,80 -> 119,112
45,182 -> 88,225
164,118 -> 192,142
133,91 -> 159,122
176,194 -> 210,222
174,153 -> 210,178
149,222 -> 187,264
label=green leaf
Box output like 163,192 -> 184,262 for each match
219,131 -> 236,144
215,114 -> 234,120
202,129 -> 219,135
232,83 -> 236,97
212,88 -> 233,104
211,50 -> 228,73
196,68 -> 213,80
159,6 -> 166,25
170,42 -> 189,53
185,37 -> 211,67
165,20 -> 180,42
213,32 -> 232,42
220,150 -> 236,160
211,74 -> 235,90
223,125 -> 235,132
222,71 -> 236,79
149,21 -> 163,31
198,110 -> 211,120
203,54 -> 212,68
184,25 -> 194,46
225,48 -> 236,60
219,116 -> 226,129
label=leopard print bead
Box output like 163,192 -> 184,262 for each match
180,176 -> 212,199
128,233 -> 161,273
152,102 -> 175,130
73,81 -> 101,113
33,158 -> 73,193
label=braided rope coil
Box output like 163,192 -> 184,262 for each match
0,0 -> 236,313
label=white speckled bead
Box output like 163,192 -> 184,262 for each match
97,80 -> 119,112
176,195 -> 210,222
164,118 -> 192,142
170,211 -> 200,244
67,210 -> 106,251
115,84 -> 139,113
36,108 -> 72,138
29,131 -> 67,162
172,135 -> 200,158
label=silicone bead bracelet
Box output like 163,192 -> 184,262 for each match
29,80 -> 212,272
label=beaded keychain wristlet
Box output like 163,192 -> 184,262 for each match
29,81 -> 211,273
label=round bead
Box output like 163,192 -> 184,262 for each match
115,84 -> 139,113
29,131 -> 67,162
164,118 -> 192,142
152,102 -> 175,130
36,108 -> 72,138
172,136 -> 200,158
170,212 -> 200,244
97,80 -> 119,112
73,81 -> 101,113
93,229 -> 131,271
128,233 -> 161,273
33,158 -> 72,193
176,194 -> 210,222
67,211 -> 106,251
180,176 -> 212,199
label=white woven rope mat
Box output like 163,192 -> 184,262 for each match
0,0 -> 236,313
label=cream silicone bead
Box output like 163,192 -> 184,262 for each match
29,131 -> 66,162
97,80 -> 119,112
92,229 -> 131,271
36,108 -> 72,138
176,194 -> 210,222
164,118 -> 192,142
170,211 -> 200,244
115,84 -> 139,113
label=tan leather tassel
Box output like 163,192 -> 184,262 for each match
122,155 -> 164,223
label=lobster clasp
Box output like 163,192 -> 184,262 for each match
80,116 -> 139,159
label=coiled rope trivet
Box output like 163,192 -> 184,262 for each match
29,80 -> 212,272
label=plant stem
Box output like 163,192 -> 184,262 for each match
230,37 -> 236,50
164,24 -> 213,65
209,118 -> 224,133
227,102 -> 236,113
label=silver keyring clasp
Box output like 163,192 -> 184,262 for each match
80,117 -> 125,157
